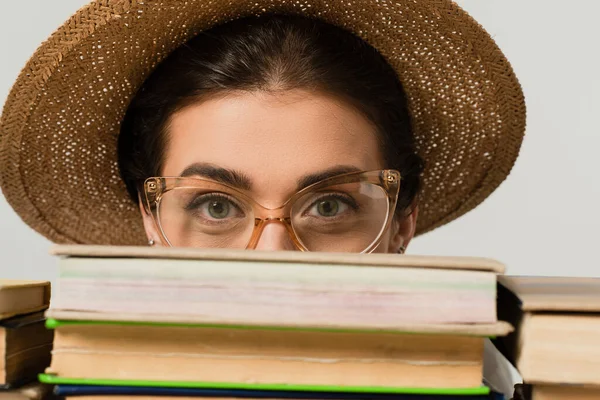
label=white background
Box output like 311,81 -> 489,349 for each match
1,1 -> 599,281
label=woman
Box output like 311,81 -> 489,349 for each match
0,0 -> 526,398
119,15 -> 423,253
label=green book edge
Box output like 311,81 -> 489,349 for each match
39,374 -> 490,395
45,318 -> 495,338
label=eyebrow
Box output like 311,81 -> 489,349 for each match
178,163 -> 362,193
296,165 -> 362,191
179,163 -> 253,191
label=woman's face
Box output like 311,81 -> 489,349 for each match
140,89 -> 417,252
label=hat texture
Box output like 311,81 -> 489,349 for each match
0,0 -> 526,245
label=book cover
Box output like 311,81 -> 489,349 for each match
496,276 -> 600,386
53,383 -> 505,399
0,281 -> 50,321
40,374 -> 493,397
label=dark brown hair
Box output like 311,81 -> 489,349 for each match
118,14 -> 424,214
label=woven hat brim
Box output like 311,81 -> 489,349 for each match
0,0 -> 525,245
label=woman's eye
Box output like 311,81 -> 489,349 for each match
186,194 -> 244,220
206,199 -> 232,219
306,196 -> 351,218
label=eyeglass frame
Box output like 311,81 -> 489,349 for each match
142,169 -> 401,253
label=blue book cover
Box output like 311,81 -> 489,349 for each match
54,385 -> 505,399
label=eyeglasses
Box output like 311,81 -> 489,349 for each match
142,169 -> 401,253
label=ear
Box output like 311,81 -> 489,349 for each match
138,196 -> 164,246
388,206 -> 419,253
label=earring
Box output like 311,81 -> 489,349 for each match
397,246 -> 406,254
148,239 -> 155,246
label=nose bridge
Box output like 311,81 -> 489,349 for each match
253,218 -> 298,251
253,199 -> 289,219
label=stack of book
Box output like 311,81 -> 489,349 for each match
41,245 -> 511,399
497,276 -> 600,400
0,281 -> 53,400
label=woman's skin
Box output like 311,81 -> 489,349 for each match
140,89 -> 418,252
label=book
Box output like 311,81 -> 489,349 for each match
50,395 -> 503,400
0,383 -> 52,400
0,313 -> 53,387
497,276 -> 600,387
532,384 -> 600,400
50,397 -> 500,400
43,318 -> 510,391
0,281 -> 50,321
45,246 -> 511,395
49,245 -> 504,329
53,384 -> 505,399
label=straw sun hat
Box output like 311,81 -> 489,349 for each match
0,0 -> 525,245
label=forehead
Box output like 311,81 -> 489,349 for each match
162,90 -> 383,200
